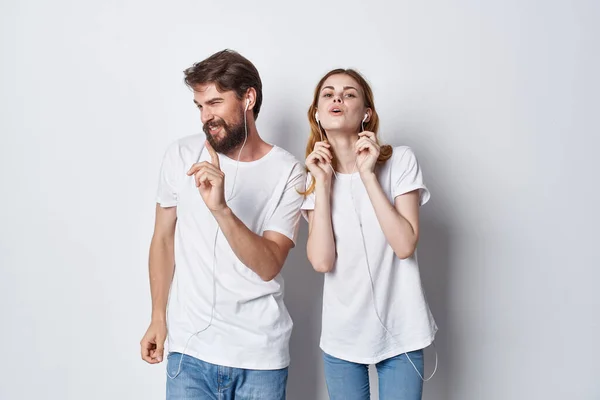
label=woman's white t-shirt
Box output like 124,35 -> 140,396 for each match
301,146 -> 437,364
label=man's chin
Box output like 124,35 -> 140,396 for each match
205,133 -> 225,148
205,124 -> 245,154
207,134 -> 224,144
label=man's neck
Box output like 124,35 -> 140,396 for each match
222,128 -> 272,162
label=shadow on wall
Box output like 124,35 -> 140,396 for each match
419,213 -> 452,400
282,224 -> 324,400
396,128 -> 454,400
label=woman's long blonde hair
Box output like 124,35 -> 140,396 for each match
302,68 -> 392,195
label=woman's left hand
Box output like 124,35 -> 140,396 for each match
355,131 -> 380,176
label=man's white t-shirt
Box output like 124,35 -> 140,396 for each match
156,134 -> 305,370
301,146 -> 437,364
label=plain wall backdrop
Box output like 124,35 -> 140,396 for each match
1,0 -> 599,399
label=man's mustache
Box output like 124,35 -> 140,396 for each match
203,119 -> 226,134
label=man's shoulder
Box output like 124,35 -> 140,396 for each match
172,133 -> 204,151
163,134 -> 205,160
269,145 -> 303,169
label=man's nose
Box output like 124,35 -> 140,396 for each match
201,110 -> 213,125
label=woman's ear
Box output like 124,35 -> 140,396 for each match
364,108 -> 372,123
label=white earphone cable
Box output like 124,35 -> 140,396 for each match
167,102 -> 250,379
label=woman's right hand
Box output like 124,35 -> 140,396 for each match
306,141 -> 334,183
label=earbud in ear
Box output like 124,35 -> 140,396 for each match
245,98 -> 250,111
362,113 -> 368,123
315,111 -> 319,122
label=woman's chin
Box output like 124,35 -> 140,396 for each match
323,126 -> 358,137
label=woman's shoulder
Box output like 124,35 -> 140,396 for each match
383,145 -> 418,169
390,145 -> 416,158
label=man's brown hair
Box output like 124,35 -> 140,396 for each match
184,49 -> 263,119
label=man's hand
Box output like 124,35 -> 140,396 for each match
187,141 -> 227,212
140,320 -> 167,364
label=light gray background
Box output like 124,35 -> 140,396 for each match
1,0 -> 598,399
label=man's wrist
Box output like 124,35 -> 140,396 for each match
151,312 -> 166,324
212,205 -> 232,219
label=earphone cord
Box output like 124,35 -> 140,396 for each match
166,104 -> 249,379
347,120 -> 439,382
317,119 -> 338,179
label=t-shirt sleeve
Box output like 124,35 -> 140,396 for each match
263,162 -> 306,245
156,142 -> 184,208
300,172 -> 316,221
392,147 -> 431,206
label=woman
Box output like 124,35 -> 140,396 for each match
301,69 -> 437,400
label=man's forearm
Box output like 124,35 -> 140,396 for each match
212,207 -> 283,281
148,236 -> 175,321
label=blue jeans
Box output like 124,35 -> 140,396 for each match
322,350 -> 424,400
166,352 -> 288,400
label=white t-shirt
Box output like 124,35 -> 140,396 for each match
156,134 -> 305,370
301,146 -> 437,364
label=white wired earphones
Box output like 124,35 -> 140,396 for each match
315,111 -> 339,179
321,110 -> 438,382
167,98 -> 251,379
348,168 -> 439,382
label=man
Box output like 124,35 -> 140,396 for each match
140,49 -> 305,399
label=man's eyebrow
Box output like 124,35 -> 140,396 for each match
193,97 -> 224,106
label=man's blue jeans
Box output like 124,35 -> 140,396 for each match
166,352 -> 288,400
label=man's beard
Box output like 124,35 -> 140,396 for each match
203,110 -> 246,154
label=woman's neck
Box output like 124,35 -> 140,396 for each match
328,131 -> 360,174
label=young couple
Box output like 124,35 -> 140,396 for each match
140,49 -> 437,400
